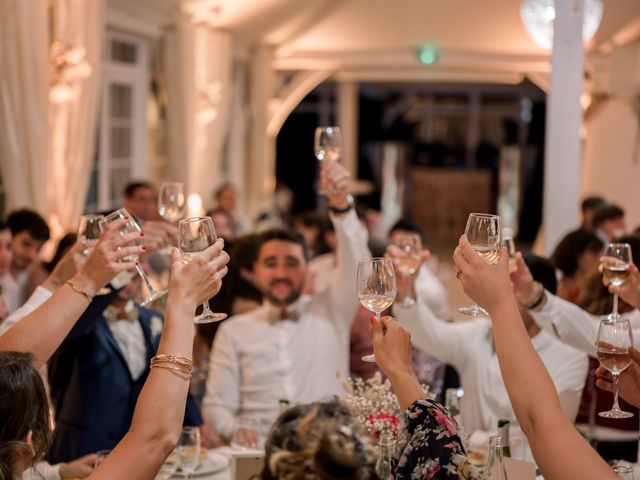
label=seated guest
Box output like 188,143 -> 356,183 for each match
2,209 -> 50,313
0,221 -> 229,479
453,235 -> 619,479
203,161 -> 369,440
262,317 -> 479,480
593,203 -> 626,245
550,229 -> 603,303
390,247 -> 588,433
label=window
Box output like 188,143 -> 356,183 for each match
85,31 -> 150,213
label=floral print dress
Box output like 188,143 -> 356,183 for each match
392,399 -> 481,479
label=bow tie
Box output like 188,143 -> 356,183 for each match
104,304 -> 139,323
267,307 -> 301,324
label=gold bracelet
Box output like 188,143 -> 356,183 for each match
150,362 -> 192,379
66,280 -> 94,303
152,353 -> 193,367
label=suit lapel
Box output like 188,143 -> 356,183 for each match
96,316 -> 132,377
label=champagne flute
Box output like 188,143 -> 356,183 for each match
392,233 -> 422,307
178,217 -> 227,323
101,208 -> 168,306
159,181 -> 185,223
601,243 -> 632,321
357,257 -> 397,363
458,213 -> 501,317
177,426 -> 201,479
78,214 -> 104,256
314,126 -> 343,195
597,316 -> 634,419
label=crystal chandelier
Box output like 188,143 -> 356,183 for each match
520,0 -> 603,49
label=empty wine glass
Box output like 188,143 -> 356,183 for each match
392,232 -> 422,307
357,257 -> 397,363
177,426 -> 201,479
101,208 -> 167,306
458,213 -> 501,317
601,243 -> 632,321
178,217 -> 227,323
597,316 -> 634,419
315,126 -> 343,195
159,182 -> 185,223
78,214 -> 104,256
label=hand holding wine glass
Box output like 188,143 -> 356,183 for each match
77,214 -> 104,256
596,317 -> 634,419
357,257 -> 396,362
178,217 -> 228,323
601,243 -> 632,321
315,126 -> 343,195
391,233 -> 422,306
457,213 -> 501,317
596,346 -> 640,409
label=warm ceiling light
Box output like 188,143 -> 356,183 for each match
520,0 -> 603,49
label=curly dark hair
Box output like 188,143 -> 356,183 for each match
0,352 -> 51,479
261,400 -> 378,480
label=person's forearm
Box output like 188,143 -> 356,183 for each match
388,369 -> 425,411
0,274 -> 98,368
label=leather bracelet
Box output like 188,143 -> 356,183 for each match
66,280 -> 94,303
329,194 -> 354,215
525,281 -> 545,310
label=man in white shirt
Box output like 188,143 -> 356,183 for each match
202,162 -> 369,439
1,209 -> 50,313
392,251 -> 588,433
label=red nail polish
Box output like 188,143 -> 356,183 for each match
370,316 -> 376,325
142,246 -> 147,250
140,232 -> 144,237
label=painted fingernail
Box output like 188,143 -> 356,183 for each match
140,232 -> 144,237
370,316 -> 376,325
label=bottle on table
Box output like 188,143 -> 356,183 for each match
497,419 -> 511,458
481,435 -> 509,480
375,428 -> 393,480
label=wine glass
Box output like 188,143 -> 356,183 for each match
458,213 -> 501,317
392,233 -> 422,307
177,426 -> 201,479
597,316 -> 634,419
155,452 -> 178,480
101,208 -> 168,306
78,214 -> 104,256
178,217 -> 227,323
357,257 -> 397,363
159,182 -> 186,223
601,243 -> 632,321
315,126 -> 343,195
612,464 -> 634,479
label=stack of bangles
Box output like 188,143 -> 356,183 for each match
150,354 -> 193,380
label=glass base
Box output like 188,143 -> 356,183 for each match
194,312 -> 227,324
458,304 -> 488,317
140,289 -> 168,307
361,353 -> 376,363
605,312 -> 622,322
599,409 -> 634,419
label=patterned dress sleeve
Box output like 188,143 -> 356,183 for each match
392,399 -> 481,479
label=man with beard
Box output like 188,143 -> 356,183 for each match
202,162 -> 369,441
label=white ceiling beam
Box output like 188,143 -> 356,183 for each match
595,16 -> 640,54
334,69 -> 524,84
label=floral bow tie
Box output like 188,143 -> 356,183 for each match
104,305 -> 139,323
267,307 -> 301,324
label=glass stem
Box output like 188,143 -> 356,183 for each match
135,263 -> 157,296
612,373 -> 621,412
613,290 -> 619,317
202,300 -> 213,316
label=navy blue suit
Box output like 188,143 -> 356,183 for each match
47,294 -> 202,463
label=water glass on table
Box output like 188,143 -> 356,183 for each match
178,426 -> 201,479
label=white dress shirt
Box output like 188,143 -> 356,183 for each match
104,300 -> 148,380
395,301 -> 589,433
414,264 -> 449,320
530,291 -> 640,356
0,269 -> 29,314
203,209 -> 369,437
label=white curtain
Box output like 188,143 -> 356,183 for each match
165,18 -> 233,211
48,0 -> 104,233
0,0 -> 50,215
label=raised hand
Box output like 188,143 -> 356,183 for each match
603,261 -> 640,309
596,346 -> 640,408
141,220 -> 178,251
320,161 -> 351,210
510,251 -> 538,306
453,234 -> 512,312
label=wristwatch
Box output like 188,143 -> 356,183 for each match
329,194 -> 354,214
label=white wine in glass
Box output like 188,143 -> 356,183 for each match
601,243 -> 632,321
178,217 -> 227,324
314,126 -> 343,163
357,257 -> 397,363
159,181 -> 185,223
101,208 -> 167,306
458,213 -> 501,317
597,316 -> 634,419
392,232 -> 422,306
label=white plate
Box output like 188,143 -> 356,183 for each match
173,450 -> 229,477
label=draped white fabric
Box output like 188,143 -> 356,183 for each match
165,19 -> 233,210
0,0 -> 50,215
48,0 -> 104,232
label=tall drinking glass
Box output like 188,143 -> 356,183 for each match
177,426 -> 201,479
458,213 -> 501,317
315,126 -> 343,195
159,182 -> 186,223
357,257 -> 396,363
178,217 -> 227,323
601,243 -> 632,321
392,232 -> 422,307
102,208 -> 167,306
597,316 -> 634,419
